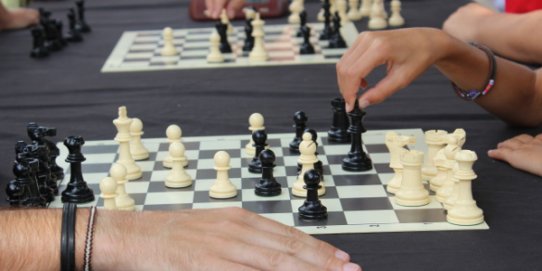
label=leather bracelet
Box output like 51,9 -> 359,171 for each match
452,42 -> 497,101
61,202 -> 77,271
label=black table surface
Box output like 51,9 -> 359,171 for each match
1,0 -> 542,270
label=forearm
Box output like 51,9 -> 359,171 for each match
0,208 -> 89,271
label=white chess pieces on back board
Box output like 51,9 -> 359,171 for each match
207,30 -> 225,63
249,13 -> 268,62
160,27 -> 178,57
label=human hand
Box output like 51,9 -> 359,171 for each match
0,8 -> 39,31
336,28 -> 449,112
443,3 -> 496,42
488,134 -> 542,176
93,207 -> 362,271
205,0 -> 245,19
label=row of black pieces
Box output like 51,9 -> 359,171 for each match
31,0 -> 91,58
319,0 -> 347,49
5,123 -> 94,207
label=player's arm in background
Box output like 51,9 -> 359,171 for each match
205,0 -> 245,19
0,2 -> 39,31
0,207 -> 361,271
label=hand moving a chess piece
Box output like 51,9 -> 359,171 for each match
205,0 -> 245,19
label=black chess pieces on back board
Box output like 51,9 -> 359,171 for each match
61,136 -> 95,203
76,0 -> 91,33
289,111 -> 308,154
216,22 -> 232,53
319,0 -> 332,40
299,24 -> 315,55
298,169 -> 327,220
249,129 -> 267,173
296,10 -> 308,37
342,101 -> 373,171
328,97 -> 350,143
30,27 -> 50,58
255,149 -> 282,196
329,12 -> 346,49
242,13 -> 254,52
66,8 -> 83,42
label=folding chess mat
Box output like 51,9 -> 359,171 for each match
101,22 -> 359,73
49,129 -> 489,235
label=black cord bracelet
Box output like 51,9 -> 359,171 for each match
61,202 -> 77,271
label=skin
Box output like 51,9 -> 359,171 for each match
0,207 -> 362,271
488,134 -> 542,177
205,0 -> 245,19
0,3 -> 39,31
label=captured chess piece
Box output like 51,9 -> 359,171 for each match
209,151 -> 237,199
327,97 -> 350,143
66,8 -> 83,42
215,22 -> 232,54
248,129 -> 267,173
298,169 -> 327,220
342,101 -> 372,171
75,0 -> 91,33
255,149 -> 282,196
289,111 -> 308,153
30,27 -> 49,58
61,136 -> 95,204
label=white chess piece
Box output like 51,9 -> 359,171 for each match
100,176 -> 117,210
249,13 -> 268,62
288,0 -> 304,24
359,0 -> 372,18
292,132 -> 325,197
165,142 -> 192,188
395,150 -> 430,207
130,118 -> 150,161
209,151 -> 238,199
110,163 -> 135,211
423,130 -> 448,183
435,143 -> 461,203
163,124 -> 188,168
446,150 -> 484,226
207,30 -> 225,63
384,132 -> 416,194
245,113 -> 265,156
220,9 -> 234,34
388,0 -> 405,27
160,27 -> 178,57
112,106 -> 142,180
347,0 -> 362,21
368,0 -> 387,30
336,0 -> 350,24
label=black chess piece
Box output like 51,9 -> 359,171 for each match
8,143 -> 48,207
319,0 -> 332,40
42,127 -> 64,182
329,12 -> 347,49
216,22 -> 232,53
289,111 -> 308,154
327,97 -> 351,143
22,141 -> 55,203
30,27 -> 50,58
248,130 -> 267,173
296,10 -> 308,38
61,136 -> 95,203
66,9 -> 83,42
27,123 -> 59,195
298,169 -> 327,220
54,19 -> 68,47
242,14 -> 254,52
255,149 -> 282,196
299,25 -> 315,55
342,101 -> 372,171
76,0 -> 91,33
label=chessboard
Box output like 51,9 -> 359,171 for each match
101,22 -> 359,73
49,129 -> 489,235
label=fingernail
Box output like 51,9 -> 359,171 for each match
343,263 -> 362,271
359,99 -> 370,109
335,250 -> 350,261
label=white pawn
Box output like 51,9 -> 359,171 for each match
288,0 -> 304,25
209,151 -> 237,199
446,150 -> 484,226
368,0 -> 387,30
336,0 -> 350,24
100,177 -> 117,210
160,27 -> 178,56
110,163 -> 135,211
347,0 -> 362,21
207,30 -> 224,63
292,132 -> 325,197
245,113 -> 265,156
165,142 -> 192,188
388,0 -> 405,27
130,118 -> 149,161
220,9 -> 234,34
395,150 -> 430,207
359,0 -> 372,18
423,130 -> 448,183
384,132 -> 415,194
249,13 -> 268,62
163,124 -> 188,168
113,106 -> 142,180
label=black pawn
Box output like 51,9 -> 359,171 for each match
242,16 -> 254,52
248,130 -> 267,173
216,22 -> 232,53
329,12 -> 346,49
30,27 -> 49,58
319,0 -> 332,40
342,101 -> 372,171
327,97 -> 350,143
298,169 -> 327,220
61,136 -> 95,203
66,9 -> 83,43
289,111 -> 308,154
296,10 -> 307,37
76,0 -> 91,33
299,25 -> 315,55
255,149 -> 282,196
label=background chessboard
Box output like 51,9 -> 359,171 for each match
101,22 -> 359,73
49,129 -> 489,234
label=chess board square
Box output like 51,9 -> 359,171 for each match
149,60 -> 179,66
82,144 -> 117,154
194,178 -> 242,191
242,188 -> 291,202
125,181 -> 150,194
241,176 -> 288,189
344,210 -> 400,224
332,174 -> 382,186
147,181 -> 195,192
329,163 -> 378,176
294,211 -> 347,227
243,200 -> 293,214
200,139 -> 242,150
198,149 -> 241,159
195,168 -> 242,180
389,196 -> 443,210
143,203 -> 193,211
291,198 -> 343,213
81,163 -> 113,174
126,52 -> 154,59
340,197 -> 393,211
336,185 -> 388,198
395,209 -> 447,223
374,163 -> 393,174
259,213 -> 295,227
144,191 -> 194,205
193,190 -> 242,202
365,144 -> 389,153
64,172 -> 108,185
192,202 -> 243,209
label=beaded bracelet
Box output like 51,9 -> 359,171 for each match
452,43 -> 497,101
61,202 -> 77,271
